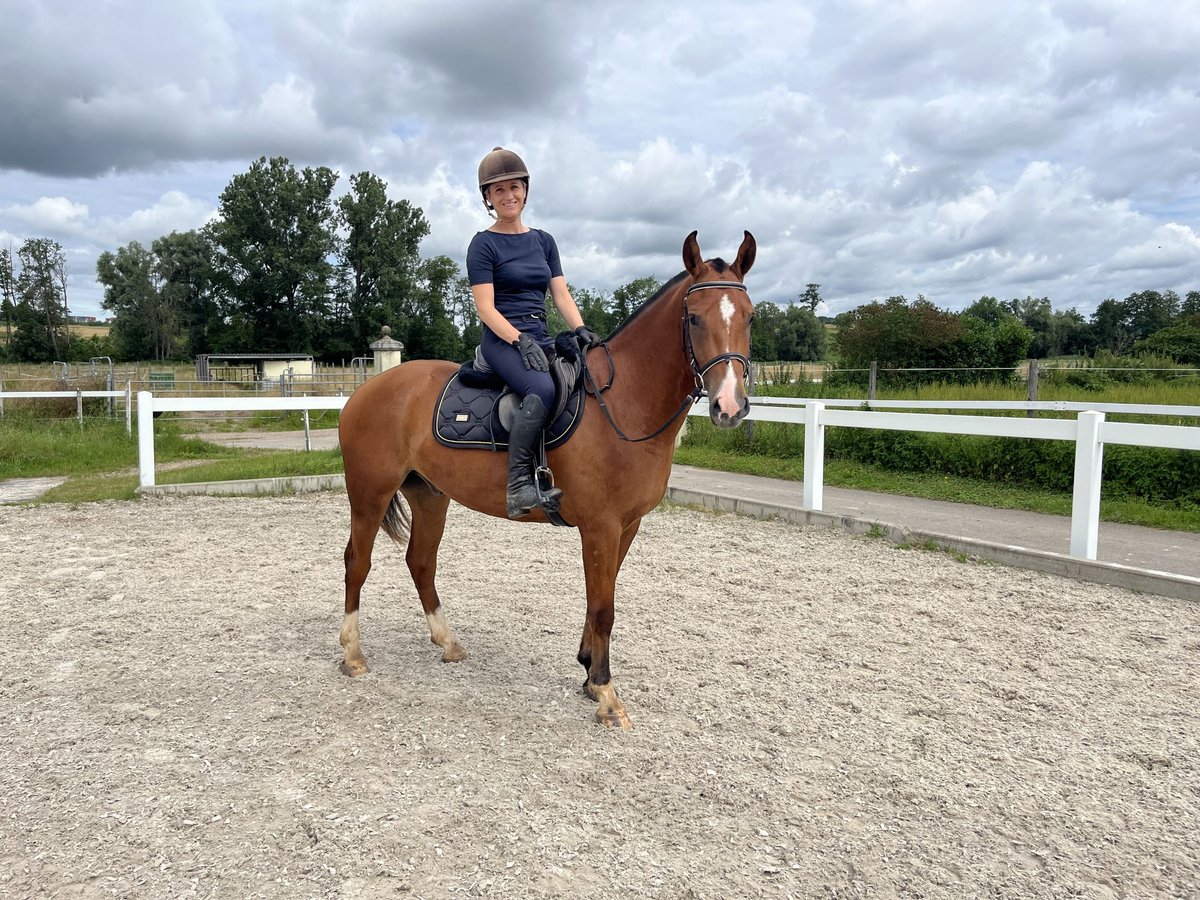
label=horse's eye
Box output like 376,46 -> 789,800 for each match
748,314 -> 756,325
688,313 -> 701,326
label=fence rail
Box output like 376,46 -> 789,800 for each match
5,389 -> 1196,566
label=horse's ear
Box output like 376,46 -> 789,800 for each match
682,230 -> 705,278
733,230 -> 756,278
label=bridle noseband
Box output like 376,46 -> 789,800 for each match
580,276 -> 752,444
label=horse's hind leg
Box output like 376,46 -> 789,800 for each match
402,480 -> 467,663
341,486 -> 398,677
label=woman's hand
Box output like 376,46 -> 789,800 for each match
513,333 -> 549,372
574,325 -> 604,349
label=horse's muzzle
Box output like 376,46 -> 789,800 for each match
710,394 -> 749,428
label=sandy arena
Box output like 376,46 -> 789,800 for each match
1,493 -> 1197,898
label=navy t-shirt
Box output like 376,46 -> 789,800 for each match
466,228 -> 563,324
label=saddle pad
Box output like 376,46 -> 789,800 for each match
433,374 -> 585,451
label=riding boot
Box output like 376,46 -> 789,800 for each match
506,395 -> 563,518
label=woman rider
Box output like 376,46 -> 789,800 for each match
466,146 -> 603,519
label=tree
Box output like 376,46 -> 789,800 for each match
13,238 -> 71,361
1123,290 -> 1179,341
776,304 -> 826,361
1134,321 -> 1200,365
153,230 -> 219,356
611,276 -> 662,324
1180,291 -> 1200,320
402,255 -> 466,360
209,156 -> 339,352
799,283 -> 821,313
336,171 -> 430,352
750,300 -> 785,361
835,296 -> 964,369
1087,298 -> 1133,355
97,241 -> 162,359
0,244 -> 14,346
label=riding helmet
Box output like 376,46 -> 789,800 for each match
478,146 -> 530,199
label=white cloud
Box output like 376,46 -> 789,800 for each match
1,0 -> 1198,321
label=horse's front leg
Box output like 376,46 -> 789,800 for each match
576,519 -> 641,730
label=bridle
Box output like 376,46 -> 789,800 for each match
580,278 -> 751,444
682,280 -> 752,394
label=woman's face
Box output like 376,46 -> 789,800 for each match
486,179 -> 526,220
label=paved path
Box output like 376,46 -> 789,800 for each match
0,477 -> 67,504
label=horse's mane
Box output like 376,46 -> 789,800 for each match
605,258 -> 730,340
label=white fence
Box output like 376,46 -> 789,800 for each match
720,396 -> 1200,560
4,389 -> 1197,565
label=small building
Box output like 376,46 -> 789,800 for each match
196,353 -> 315,383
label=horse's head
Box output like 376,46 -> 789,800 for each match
681,230 -> 756,428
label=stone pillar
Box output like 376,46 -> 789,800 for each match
370,326 -> 405,373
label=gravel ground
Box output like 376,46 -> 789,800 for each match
1,493 -> 1197,899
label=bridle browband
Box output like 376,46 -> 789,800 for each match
580,278 -> 751,444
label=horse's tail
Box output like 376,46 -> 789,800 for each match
380,492 -> 412,545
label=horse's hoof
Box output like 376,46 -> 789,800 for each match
340,658 -> 370,677
596,706 -> 634,730
440,643 -> 468,663
585,682 -> 632,729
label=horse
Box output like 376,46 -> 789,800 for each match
337,230 -> 756,729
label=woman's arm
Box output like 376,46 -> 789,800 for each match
548,276 -> 585,331
471,283 -> 523,344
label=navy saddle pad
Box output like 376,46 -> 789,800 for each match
433,375 -> 585,451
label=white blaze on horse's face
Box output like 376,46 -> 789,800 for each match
713,292 -> 741,420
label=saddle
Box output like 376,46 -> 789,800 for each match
433,331 -> 587,452
433,332 -> 592,528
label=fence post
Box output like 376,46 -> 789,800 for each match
303,408 -> 312,452
803,401 -> 825,511
1069,411 -> 1105,560
0,372 -> 4,418
137,391 -> 156,488
125,381 -> 132,434
76,390 -> 84,429
1026,359 -> 1039,418
868,361 -> 877,401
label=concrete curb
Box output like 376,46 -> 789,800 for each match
135,474 -> 1198,602
138,473 -> 347,497
665,486 -> 1200,603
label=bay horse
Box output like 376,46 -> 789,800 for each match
337,230 -> 756,729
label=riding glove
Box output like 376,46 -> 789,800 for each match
574,325 -> 604,349
513,332 -> 549,372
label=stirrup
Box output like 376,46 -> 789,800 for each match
534,465 -> 562,513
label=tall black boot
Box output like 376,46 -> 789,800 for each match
506,395 -> 563,519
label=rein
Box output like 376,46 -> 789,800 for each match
580,279 -> 750,444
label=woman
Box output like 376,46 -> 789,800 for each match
466,146 -> 603,519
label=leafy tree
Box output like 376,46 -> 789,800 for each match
0,244 -> 14,345
153,230 -> 219,356
835,296 -> 964,369
750,300 -> 785,361
611,276 -> 662,324
97,241 -> 162,359
1087,298 -> 1133,355
799,283 -> 822,313
777,304 -> 826,361
402,255 -> 466,360
336,171 -> 430,351
1134,321 -> 1200,365
209,156 -> 339,352
1180,291 -> 1200,319
14,238 -> 71,361
1123,290 -> 1179,341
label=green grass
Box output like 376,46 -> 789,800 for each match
0,417 -> 239,478
672,445 -> 1200,533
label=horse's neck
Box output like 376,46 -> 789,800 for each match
606,289 -> 694,434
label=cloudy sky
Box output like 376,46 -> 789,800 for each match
2,0 -> 1198,321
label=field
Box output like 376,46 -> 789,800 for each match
1,494 -> 1197,897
